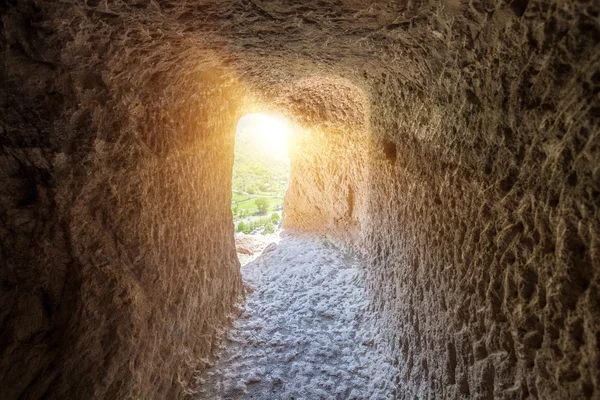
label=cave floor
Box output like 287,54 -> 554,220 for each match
195,231 -> 395,399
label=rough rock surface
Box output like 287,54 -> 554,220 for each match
1,2 -> 247,398
235,234 -> 279,266
197,232 -> 395,400
1,0 -> 599,399
280,3 -> 600,399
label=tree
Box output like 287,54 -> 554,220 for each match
255,198 -> 269,214
237,221 -> 246,232
262,221 -> 275,235
271,212 -> 280,223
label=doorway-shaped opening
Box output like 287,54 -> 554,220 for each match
231,113 -> 291,236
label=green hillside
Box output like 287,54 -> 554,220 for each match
231,115 -> 290,223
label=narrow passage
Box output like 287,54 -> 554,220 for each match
196,231 -> 395,399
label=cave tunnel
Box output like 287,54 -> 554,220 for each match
1,1 -> 599,399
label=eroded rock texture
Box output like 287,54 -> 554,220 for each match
283,77 -> 372,243
1,0 -> 599,399
1,3 -> 245,398
280,1 -> 600,399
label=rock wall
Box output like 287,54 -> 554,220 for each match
282,77 -> 372,243
276,2 -> 600,399
1,0 -> 599,399
361,2 -> 600,398
1,2 -> 245,398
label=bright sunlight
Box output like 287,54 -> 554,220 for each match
232,113 -> 291,235
236,113 -> 290,162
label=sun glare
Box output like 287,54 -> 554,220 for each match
236,113 -> 290,162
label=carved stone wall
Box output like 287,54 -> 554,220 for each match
1,0 -> 598,399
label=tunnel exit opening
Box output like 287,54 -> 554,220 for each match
231,113 -> 291,236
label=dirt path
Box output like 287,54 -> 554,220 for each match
195,231 -> 395,399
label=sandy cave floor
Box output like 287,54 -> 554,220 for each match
195,231 -> 396,400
